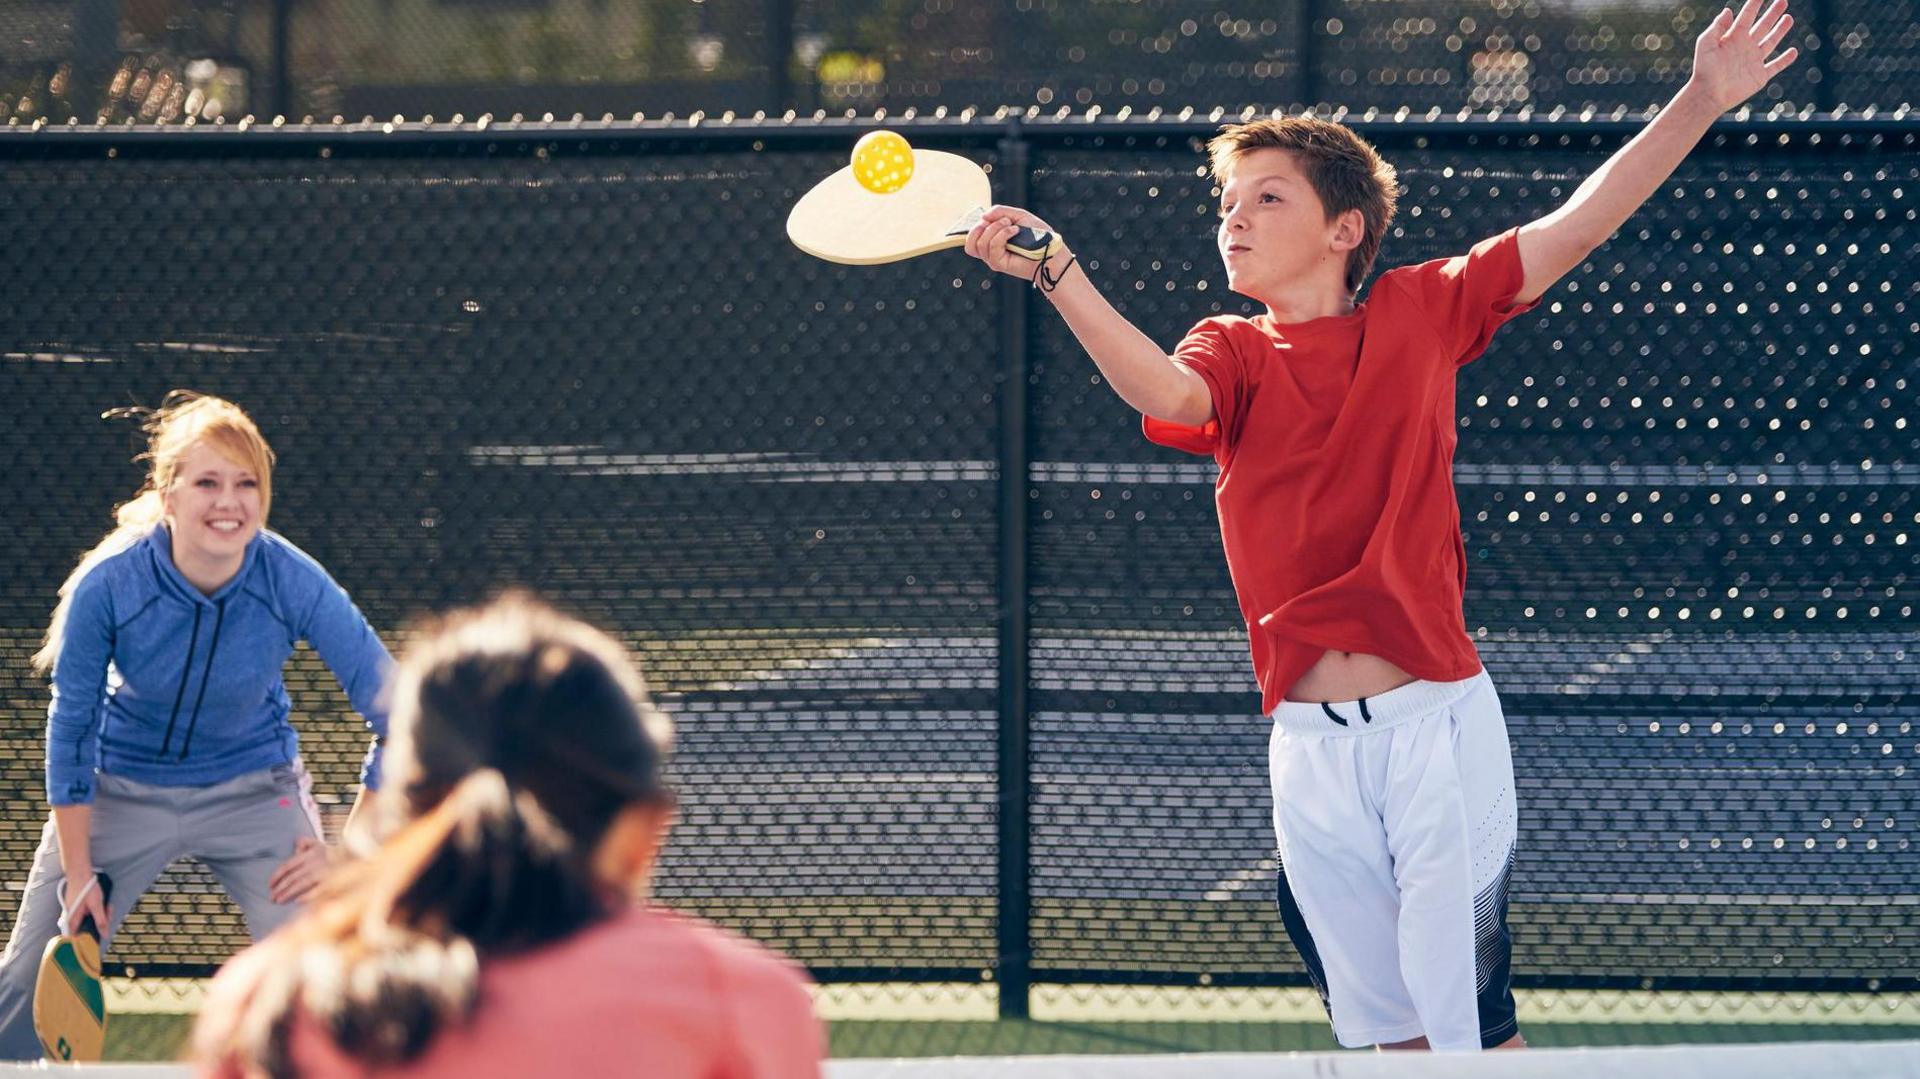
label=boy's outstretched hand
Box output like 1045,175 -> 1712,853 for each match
965,205 -> 1060,282
1689,0 -> 1799,111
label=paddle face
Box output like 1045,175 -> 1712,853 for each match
35,872 -> 112,1063
787,148 -> 1059,265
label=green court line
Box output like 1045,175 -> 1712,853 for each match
102,1006 -> 1920,1063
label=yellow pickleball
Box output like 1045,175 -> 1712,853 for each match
851,130 -> 916,194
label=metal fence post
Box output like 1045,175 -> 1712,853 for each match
1297,0 -> 1321,109
270,0 -> 292,118
994,117 -> 1034,1021
767,0 -> 794,114
1807,0 -> 1835,110
70,0 -> 119,121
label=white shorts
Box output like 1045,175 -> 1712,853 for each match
1268,670 -> 1519,1051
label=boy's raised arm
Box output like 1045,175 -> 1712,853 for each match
1512,0 -> 1799,305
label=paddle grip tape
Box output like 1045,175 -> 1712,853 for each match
946,206 -> 1060,262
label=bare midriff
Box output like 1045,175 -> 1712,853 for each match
1284,649 -> 1417,704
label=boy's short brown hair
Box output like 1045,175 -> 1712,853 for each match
1208,118 -> 1400,294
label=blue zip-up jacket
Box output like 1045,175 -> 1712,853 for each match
45,525 -> 391,806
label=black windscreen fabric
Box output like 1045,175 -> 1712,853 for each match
0,120 -> 1912,991
3,0 -> 1914,123
1025,127 -> 1916,988
0,136 -> 1006,975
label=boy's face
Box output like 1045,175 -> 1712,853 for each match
1215,148 -> 1346,303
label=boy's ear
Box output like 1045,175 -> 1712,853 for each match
1329,207 -> 1365,253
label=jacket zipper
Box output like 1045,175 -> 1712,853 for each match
176,598 -> 227,760
156,604 -> 203,758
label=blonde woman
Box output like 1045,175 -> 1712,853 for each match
0,391 -> 391,1059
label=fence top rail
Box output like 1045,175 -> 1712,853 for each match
2,103 -> 1917,156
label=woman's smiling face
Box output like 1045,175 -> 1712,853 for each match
163,439 -> 264,567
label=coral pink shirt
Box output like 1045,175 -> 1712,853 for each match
1144,228 -> 1539,713
197,905 -> 823,1079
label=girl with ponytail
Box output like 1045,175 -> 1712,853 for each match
0,392 -> 393,1060
192,593 -> 823,1078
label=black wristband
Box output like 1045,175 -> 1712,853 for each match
1034,251 -> 1079,294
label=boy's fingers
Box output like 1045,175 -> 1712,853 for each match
978,222 -> 1004,262
990,222 -> 1020,264
1756,11 -> 1793,51
984,206 -> 1041,232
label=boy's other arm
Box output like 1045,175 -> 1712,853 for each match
966,206 -> 1214,427
1513,0 -> 1799,305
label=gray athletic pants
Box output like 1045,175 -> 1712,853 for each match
0,760 -> 323,1059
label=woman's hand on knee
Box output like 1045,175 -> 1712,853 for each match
268,836 -> 335,905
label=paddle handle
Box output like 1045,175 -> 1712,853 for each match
945,206 -> 1062,262
1003,227 -> 1061,262
73,873 -> 112,942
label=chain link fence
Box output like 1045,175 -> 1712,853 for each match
0,117 -> 1914,1035
3,0 -> 1916,126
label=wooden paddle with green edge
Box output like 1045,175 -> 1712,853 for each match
34,871 -> 112,1062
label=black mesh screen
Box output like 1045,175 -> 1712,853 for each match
0,135 -> 1008,974
1026,125 -> 1918,989
0,119 -> 1914,993
3,0 -> 1914,123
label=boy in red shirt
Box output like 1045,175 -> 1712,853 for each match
966,0 -> 1796,1052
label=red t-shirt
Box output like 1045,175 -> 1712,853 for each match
1143,227 -> 1538,713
